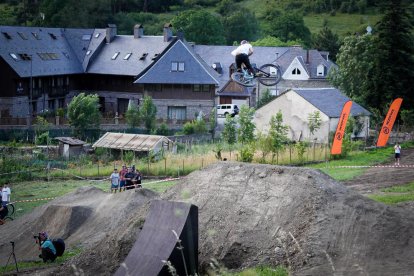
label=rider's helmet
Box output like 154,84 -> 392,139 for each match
40,231 -> 48,239
240,40 -> 248,45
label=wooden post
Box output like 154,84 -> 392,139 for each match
164,158 -> 167,176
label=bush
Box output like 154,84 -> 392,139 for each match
183,121 -> 195,135
35,132 -> 51,145
156,123 -> 170,136
239,144 -> 254,162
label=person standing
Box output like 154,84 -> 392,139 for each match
1,183 -> 11,205
119,165 -> 127,192
110,168 -> 120,193
394,142 -> 401,166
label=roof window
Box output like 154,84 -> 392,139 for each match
31,32 -> 41,40
62,52 -> 70,59
94,33 -> 101,38
37,52 -> 59,60
124,53 -> 132,60
212,62 -> 223,74
49,33 -> 57,40
111,52 -> 120,60
82,34 -> 91,41
139,53 -> 148,60
151,53 -> 159,60
17,32 -> 28,40
2,32 -> 12,39
9,53 -> 19,61
18,53 -> 32,61
86,50 -> 92,55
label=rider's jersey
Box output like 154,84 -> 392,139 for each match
231,43 -> 253,56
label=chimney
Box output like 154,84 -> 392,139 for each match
177,30 -> 184,40
134,24 -> 144,39
163,23 -> 173,42
106,24 -> 117,43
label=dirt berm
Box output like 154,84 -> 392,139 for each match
2,162 -> 414,275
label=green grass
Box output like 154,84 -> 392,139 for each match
309,146 -> 393,181
224,265 -> 288,276
304,12 -> 381,37
368,181 -> 414,205
2,246 -> 82,274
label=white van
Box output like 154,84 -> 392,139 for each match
217,104 -> 239,117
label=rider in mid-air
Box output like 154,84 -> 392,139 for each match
231,40 -> 254,76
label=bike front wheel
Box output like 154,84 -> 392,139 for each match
257,64 -> 281,86
231,72 -> 256,87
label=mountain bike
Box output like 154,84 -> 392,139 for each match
231,63 -> 281,87
0,203 -> 15,225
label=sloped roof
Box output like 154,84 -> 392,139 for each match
276,47 -> 336,79
135,39 -> 220,85
87,35 -> 175,76
93,132 -> 173,152
0,26 -> 90,77
292,88 -> 371,117
194,45 -> 289,91
54,137 -> 86,146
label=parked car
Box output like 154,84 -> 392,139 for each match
217,104 -> 239,117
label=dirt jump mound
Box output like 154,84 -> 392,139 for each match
161,162 -> 414,275
1,162 -> 414,275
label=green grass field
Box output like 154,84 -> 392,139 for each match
368,182 -> 414,205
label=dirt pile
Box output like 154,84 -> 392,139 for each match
2,162 -> 414,275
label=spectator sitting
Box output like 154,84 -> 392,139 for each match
38,231 -> 57,263
110,168 -> 120,193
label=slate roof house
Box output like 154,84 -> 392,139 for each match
193,45 -> 337,108
254,88 -> 371,143
1,23 -> 341,128
0,24 -> 218,123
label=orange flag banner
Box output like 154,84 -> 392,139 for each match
376,98 -> 403,147
331,100 -> 353,155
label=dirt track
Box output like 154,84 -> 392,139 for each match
343,148 -> 414,194
1,154 -> 414,275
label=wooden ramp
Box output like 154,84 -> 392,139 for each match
114,200 -> 198,276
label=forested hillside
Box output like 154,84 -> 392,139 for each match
0,0 -> 391,43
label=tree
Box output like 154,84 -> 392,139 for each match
171,9 -> 226,45
263,9 -> 312,47
256,131 -> 272,163
221,114 -> 237,157
268,111 -> 289,164
374,0 -> 414,112
222,9 -> 259,45
67,93 -> 101,138
312,25 -> 340,62
308,111 -> 322,140
140,96 -> 157,133
257,89 -> 275,109
125,101 -> 141,128
237,105 -> 255,144
329,34 -> 378,110
252,36 -> 303,47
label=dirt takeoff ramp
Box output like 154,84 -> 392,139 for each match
114,200 -> 198,276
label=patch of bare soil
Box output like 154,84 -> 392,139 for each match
343,148 -> 414,194
2,162 -> 414,275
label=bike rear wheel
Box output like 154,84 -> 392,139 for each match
8,203 -> 15,217
257,64 -> 281,86
231,72 -> 256,87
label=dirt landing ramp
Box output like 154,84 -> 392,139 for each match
161,162 -> 414,275
115,200 -> 198,276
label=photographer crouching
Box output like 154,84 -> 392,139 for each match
35,231 -> 57,263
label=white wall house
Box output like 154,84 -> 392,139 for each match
254,88 -> 371,143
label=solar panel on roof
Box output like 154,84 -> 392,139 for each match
17,32 -> 28,40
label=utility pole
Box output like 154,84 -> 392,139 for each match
28,55 -> 33,130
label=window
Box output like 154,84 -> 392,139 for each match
111,52 -> 120,60
48,99 -> 55,111
2,32 -> 11,39
193,84 -> 209,92
18,53 -> 32,61
86,50 -> 91,55
31,32 -> 41,40
124,53 -> 132,60
171,62 -> 185,72
168,106 -> 187,120
17,32 -> 28,40
58,98 -> 65,108
292,68 -> 301,75
94,33 -> 101,38
38,53 -> 59,60
139,53 -> 148,60
9,53 -> 19,61
49,33 -> 57,40
146,84 -> 162,92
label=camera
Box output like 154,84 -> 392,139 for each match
33,234 -> 41,244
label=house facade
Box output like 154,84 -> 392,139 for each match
254,88 -> 371,143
